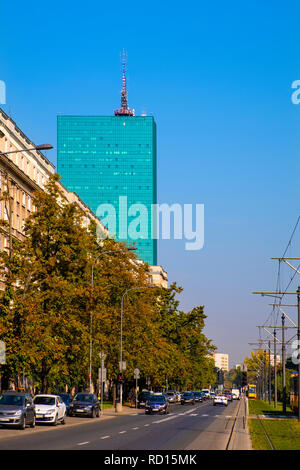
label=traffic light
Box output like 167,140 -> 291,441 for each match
118,373 -> 123,384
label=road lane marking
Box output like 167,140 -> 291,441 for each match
201,414 -> 209,417
132,427 -> 139,430
144,424 -> 150,427
77,441 -> 89,446
119,431 -> 127,434
101,435 -> 110,439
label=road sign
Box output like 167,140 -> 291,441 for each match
0,341 -> 5,365
119,361 -> 126,371
134,368 -> 140,379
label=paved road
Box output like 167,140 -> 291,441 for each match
0,399 -> 244,450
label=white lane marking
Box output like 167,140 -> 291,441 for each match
201,414 -> 209,417
152,414 -> 180,424
132,427 -> 139,430
77,441 -> 89,446
119,431 -> 127,434
190,413 -> 198,416
144,424 -> 150,427
101,435 -> 110,439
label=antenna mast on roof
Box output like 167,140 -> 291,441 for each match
114,50 -> 135,116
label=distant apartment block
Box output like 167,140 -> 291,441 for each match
213,353 -> 229,372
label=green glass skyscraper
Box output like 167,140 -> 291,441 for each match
57,58 -> 157,265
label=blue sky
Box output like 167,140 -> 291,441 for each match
1,0 -> 300,368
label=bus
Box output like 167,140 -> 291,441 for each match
248,384 -> 257,400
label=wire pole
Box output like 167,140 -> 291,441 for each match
274,330 -> 277,408
297,286 -> 300,422
282,313 -> 286,414
268,340 -> 271,404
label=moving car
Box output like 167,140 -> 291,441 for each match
166,391 -> 177,404
201,389 -> 210,399
231,389 -> 240,400
137,391 -> 152,408
145,394 -> 169,415
0,391 -> 36,429
193,392 -> 203,402
57,393 -> 72,415
33,394 -> 67,425
224,390 -> 233,402
68,393 -> 100,418
181,392 -> 195,405
213,394 -> 228,406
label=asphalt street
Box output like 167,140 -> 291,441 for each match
0,399 -> 245,450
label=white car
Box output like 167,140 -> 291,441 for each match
213,395 -> 228,406
33,394 -> 67,425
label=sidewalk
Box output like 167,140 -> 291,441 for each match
228,398 -> 252,450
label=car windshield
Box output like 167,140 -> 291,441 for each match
183,393 -> 193,397
34,396 -> 56,405
148,396 -> 165,403
0,394 -> 25,406
59,394 -> 70,403
74,394 -> 93,402
167,393 -> 174,396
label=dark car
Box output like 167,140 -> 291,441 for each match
181,392 -> 195,405
193,392 -> 203,402
0,391 -> 35,429
137,391 -> 152,408
68,393 -> 100,418
58,393 -> 72,415
224,390 -> 233,402
145,395 -> 169,415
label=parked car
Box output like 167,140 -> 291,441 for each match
213,394 -> 228,406
57,393 -> 72,415
193,392 -> 203,402
0,391 -> 36,429
210,392 -> 216,399
166,391 -> 177,404
176,392 -> 182,402
68,393 -> 100,418
181,392 -> 195,405
33,394 -> 67,425
145,394 -> 169,415
137,391 -> 152,408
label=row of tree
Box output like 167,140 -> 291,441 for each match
0,175 -> 216,395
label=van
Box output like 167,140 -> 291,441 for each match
231,389 -> 240,400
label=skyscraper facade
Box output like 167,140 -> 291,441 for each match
57,114 -> 157,265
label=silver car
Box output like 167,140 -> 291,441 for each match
0,392 -> 36,429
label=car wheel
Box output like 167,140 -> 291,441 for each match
91,408 -> 96,418
19,416 -> 26,430
96,408 -> 100,418
61,413 -> 67,425
30,415 -> 36,428
52,413 -> 58,426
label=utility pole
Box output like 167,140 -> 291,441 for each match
274,329 -> 277,408
297,286 -> 300,422
268,340 -> 271,404
282,313 -> 286,414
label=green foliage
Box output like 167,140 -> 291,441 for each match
0,175 -> 216,393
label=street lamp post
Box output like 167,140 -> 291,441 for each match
0,144 -> 53,156
89,247 -> 137,393
118,285 -> 156,411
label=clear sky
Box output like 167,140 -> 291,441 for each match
1,0 -> 300,368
